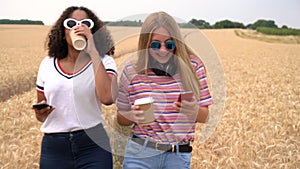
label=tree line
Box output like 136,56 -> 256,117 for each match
0,19 -> 44,25
106,19 -> 300,36
2,18 -> 299,36
183,19 -> 282,29
0,18 -> 292,30
105,19 -> 291,30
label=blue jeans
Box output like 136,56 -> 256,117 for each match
40,124 -> 112,169
123,139 -> 191,169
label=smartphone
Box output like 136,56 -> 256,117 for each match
177,91 -> 194,102
32,103 -> 52,110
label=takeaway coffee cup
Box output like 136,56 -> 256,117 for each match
70,28 -> 87,50
134,97 -> 155,125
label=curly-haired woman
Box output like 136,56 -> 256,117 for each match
32,6 -> 117,169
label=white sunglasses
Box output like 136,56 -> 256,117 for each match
63,18 -> 94,29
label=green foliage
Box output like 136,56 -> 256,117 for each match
247,19 -> 277,29
189,19 -> 211,29
106,20 -> 142,27
213,20 -> 245,29
2,18 -> 298,38
0,19 -> 44,25
256,27 -> 300,36
179,22 -> 198,29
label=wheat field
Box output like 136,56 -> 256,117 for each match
0,25 -> 299,169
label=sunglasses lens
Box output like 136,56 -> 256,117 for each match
150,41 -> 176,51
82,20 -> 91,27
150,41 -> 161,50
81,19 -> 94,29
165,41 -> 175,50
66,20 -> 76,29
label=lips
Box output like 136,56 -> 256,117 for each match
155,54 -> 171,63
156,51 -> 172,57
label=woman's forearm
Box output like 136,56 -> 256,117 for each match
89,51 -> 117,105
196,106 -> 209,123
117,112 -> 135,126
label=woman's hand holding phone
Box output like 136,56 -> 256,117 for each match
32,103 -> 52,110
32,101 -> 54,122
174,91 -> 198,121
177,91 -> 193,102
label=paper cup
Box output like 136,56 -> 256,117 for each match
134,97 -> 155,125
70,28 -> 86,50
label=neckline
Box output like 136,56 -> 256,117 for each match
54,57 -> 92,79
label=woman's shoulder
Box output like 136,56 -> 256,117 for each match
102,54 -> 117,64
119,59 -> 138,76
189,55 -> 204,68
37,56 -> 54,71
42,56 -> 54,62
40,56 -> 54,65
102,54 -> 113,60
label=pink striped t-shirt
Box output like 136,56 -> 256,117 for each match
117,55 -> 213,143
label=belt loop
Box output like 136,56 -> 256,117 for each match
175,144 -> 179,154
171,144 -> 175,153
143,139 -> 149,149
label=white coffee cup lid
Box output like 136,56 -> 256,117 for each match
134,97 -> 153,105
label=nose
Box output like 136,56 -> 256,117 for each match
159,43 -> 168,52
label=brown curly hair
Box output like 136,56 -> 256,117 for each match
45,6 -> 115,59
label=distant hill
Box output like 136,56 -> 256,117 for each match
0,19 -> 44,25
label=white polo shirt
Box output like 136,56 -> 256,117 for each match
36,55 -> 117,133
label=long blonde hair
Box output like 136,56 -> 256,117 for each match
135,11 -> 201,98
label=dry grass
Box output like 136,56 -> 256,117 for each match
0,25 -> 49,101
0,25 -> 299,169
235,29 -> 300,44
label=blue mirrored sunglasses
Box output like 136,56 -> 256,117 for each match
150,40 -> 176,51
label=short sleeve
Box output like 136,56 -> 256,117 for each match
191,55 -> 213,106
36,57 -> 49,93
116,62 -> 136,111
102,54 -> 117,76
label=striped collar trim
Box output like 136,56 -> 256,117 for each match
54,58 -> 92,79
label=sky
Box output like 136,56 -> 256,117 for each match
1,0 -> 300,28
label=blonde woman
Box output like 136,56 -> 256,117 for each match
117,11 -> 213,169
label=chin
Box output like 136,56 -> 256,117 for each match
155,57 -> 170,64
159,59 -> 170,64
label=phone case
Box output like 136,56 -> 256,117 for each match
177,91 -> 193,102
32,103 -> 52,110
